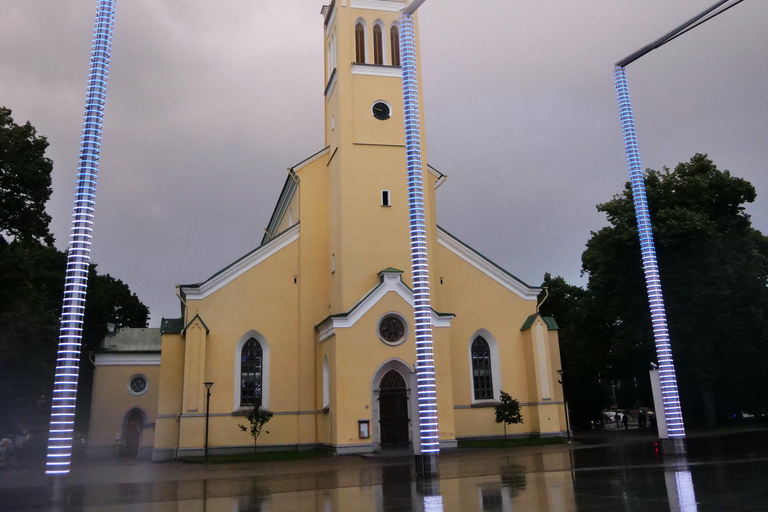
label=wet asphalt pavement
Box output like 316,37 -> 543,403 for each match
1,429 -> 767,511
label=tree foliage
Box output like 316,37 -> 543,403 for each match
0,107 -> 54,245
542,154 -> 768,428
494,391 -> 523,438
238,409 -> 273,453
0,107 -> 149,439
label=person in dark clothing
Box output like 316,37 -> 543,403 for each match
623,413 -> 629,430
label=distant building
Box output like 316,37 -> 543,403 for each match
87,0 -> 565,460
87,327 -> 161,458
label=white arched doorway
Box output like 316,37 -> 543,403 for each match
371,359 -> 413,451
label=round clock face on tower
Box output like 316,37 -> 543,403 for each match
378,313 -> 407,345
372,101 -> 391,121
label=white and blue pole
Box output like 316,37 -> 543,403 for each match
614,66 -> 686,446
46,0 -> 118,475
400,1 -> 440,475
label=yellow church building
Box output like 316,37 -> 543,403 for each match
87,0 -> 566,461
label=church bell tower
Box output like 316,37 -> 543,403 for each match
320,0 -> 437,314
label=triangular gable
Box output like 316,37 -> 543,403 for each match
315,269 -> 454,342
180,223 -> 299,300
183,313 -> 210,335
437,227 -> 541,301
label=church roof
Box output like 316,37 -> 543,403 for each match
520,314 -> 560,331
160,317 -> 184,334
100,327 -> 161,352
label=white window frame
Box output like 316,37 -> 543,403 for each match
323,355 -> 330,408
234,330 -> 271,411
468,329 -> 502,404
381,189 -> 391,207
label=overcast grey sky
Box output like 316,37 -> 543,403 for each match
2,1 -> 766,326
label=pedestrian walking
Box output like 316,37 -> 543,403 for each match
623,413 -> 629,430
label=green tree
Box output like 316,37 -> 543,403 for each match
238,409 -> 273,453
580,154 -> 768,428
0,107 -> 149,439
494,391 -> 523,438
0,107 -> 54,245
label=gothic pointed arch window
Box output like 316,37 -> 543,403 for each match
355,22 -> 366,64
241,338 -> 263,407
471,336 -> 493,399
390,25 -> 400,66
380,369 -> 406,389
373,24 -> 384,65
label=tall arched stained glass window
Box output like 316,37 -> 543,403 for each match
355,22 -> 366,64
241,338 -> 263,407
390,25 -> 400,66
373,24 -> 383,65
472,336 -> 493,400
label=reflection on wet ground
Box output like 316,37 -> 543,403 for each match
2,430 -> 767,511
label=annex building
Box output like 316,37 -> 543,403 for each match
86,0 -> 566,460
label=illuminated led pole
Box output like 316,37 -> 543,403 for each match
46,0 -> 118,475
613,66 -> 685,441
400,1 -> 440,472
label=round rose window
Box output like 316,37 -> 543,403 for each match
129,375 -> 148,396
378,314 -> 408,345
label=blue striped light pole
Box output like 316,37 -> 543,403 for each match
613,0 -> 744,454
46,0 -> 118,475
614,66 -> 686,444
399,0 -> 439,477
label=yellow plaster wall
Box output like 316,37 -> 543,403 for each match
324,4 -> 439,314
435,243 -> 542,435
296,156 -> 332,444
154,333 -> 184,451
176,237 -> 301,449
87,364 -> 160,450
327,291 -> 455,447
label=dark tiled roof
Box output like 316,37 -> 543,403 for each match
101,328 -> 161,352
160,317 -> 184,334
520,314 -> 560,332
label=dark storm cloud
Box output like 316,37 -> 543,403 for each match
1,1 -> 766,324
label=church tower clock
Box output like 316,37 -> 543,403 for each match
320,0 -> 439,313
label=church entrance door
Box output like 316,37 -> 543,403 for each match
378,370 -> 409,448
120,409 -> 143,458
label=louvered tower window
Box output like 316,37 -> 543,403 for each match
373,25 -> 383,65
355,22 -> 366,64
241,338 -> 263,407
390,26 -> 400,66
472,336 -> 494,399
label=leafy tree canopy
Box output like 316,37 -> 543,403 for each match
542,154 -> 768,428
0,107 -> 149,439
0,107 -> 54,245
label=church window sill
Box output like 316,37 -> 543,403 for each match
470,401 -> 501,409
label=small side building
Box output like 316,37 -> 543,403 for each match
86,327 -> 162,459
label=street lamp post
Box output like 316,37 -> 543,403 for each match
557,370 -> 571,442
204,382 -> 213,464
